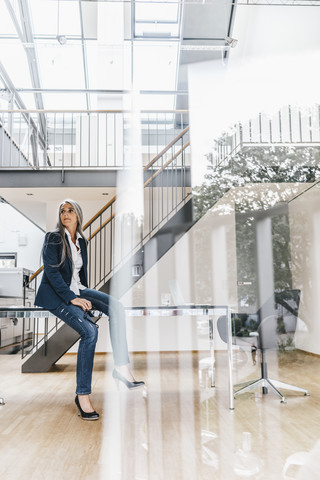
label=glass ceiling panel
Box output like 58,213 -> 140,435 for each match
139,94 -> 176,110
0,39 -> 33,89
135,22 -> 180,37
86,43 -> 130,90
0,3 -> 17,35
36,41 -> 85,89
31,0 -> 81,37
135,0 -> 179,22
135,0 -> 180,38
0,0 -> 181,112
133,42 -> 179,91
17,93 -> 37,110
42,93 -> 87,110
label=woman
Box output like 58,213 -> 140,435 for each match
35,199 -> 144,421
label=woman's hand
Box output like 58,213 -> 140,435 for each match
70,297 -> 92,311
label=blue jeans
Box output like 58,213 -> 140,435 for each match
50,289 -> 130,395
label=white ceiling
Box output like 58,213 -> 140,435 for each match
0,0 -> 236,111
0,186 -> 116,230
2,1 -> 320,225
0,186 -> 116,202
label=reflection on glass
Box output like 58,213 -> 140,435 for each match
234,432 -> 263,478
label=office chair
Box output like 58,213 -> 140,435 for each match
217,290 -> 310,402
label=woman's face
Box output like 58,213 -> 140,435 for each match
60,202 -> 78,231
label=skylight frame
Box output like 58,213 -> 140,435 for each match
134,0 -> 182,39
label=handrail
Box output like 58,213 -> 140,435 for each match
0,109 -> 189,171
0,109 -> 189,114
0,119 -> 31,164
144,141 -> 190,188
84,130 -> 189,231
88,213 -> 116,240
83,196 -> 116,230
144,126 -> 189,171
28,265 -> 43,284
26,125 -> 190,287
79,128 -> 189,231
88,141 -> 190,239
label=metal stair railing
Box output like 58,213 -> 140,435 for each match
0,109 -> 188,170
85,125 -> 190,290
215,104 -> 320,167
0,118 -> 32,168
23,126 -> 190,357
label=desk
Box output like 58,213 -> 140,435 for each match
0,305 -> 234,409
125,305 -> 234,409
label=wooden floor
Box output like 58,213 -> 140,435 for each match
1,349 -> 320,480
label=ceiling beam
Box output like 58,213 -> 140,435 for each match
0,61 -> 46,153
237,0 -> 320,5
5,1 -> 47,138
78,0 -> 91,110
0,88 -> 189,95
4,0 -> 50,166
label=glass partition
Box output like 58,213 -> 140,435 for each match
1,1 -> 320,479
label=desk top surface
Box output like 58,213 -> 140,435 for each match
0,305 -> 229,318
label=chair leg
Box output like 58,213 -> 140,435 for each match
234,377 -> 309,402
234,378 -> 286,402
234,378 -> 259,388
234,378 -> 266,397
233,348 -> 310,402
268,378 -> 309,396
264,379 -> 286,403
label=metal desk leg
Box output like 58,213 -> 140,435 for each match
44,317 -> 48,356
226,307 -> 234,410
209,317 -> 215,387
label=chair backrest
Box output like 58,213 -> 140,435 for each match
258,289 -> 301,350
217,289 -> 301,350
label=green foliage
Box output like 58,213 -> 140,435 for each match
232,315 -> 257,337
276,316 -> 286,334
193,144 -> 320,308
278,335 -> 295,352
193,145 -> 320,220
233,317 -> 242,335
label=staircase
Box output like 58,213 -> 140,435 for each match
22,126 -> 193,372
0,120 -> 31,168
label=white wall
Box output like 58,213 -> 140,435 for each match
0,190 -> 235,354
289,186 -> 320,355
0,203 -> 45,273
88,191 -> 238,353
11,201 -> 47,231
231,5 -> 320,59
45,198 -> 109,231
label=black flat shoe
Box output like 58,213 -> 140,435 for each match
75,395 -> 99,421
112,369 -> 145,390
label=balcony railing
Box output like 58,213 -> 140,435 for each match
215,104 -> 320,166
26,125 -> 190,291
22,126 -> 191,356
0,109 -> 188,170
85,126 -> 191,289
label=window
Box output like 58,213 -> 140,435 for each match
0,253 -> 17,268
134,0 -> 181,38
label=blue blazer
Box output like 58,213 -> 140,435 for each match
35,231 -> 88,310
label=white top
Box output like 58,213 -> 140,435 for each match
65,229 -> 86,295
